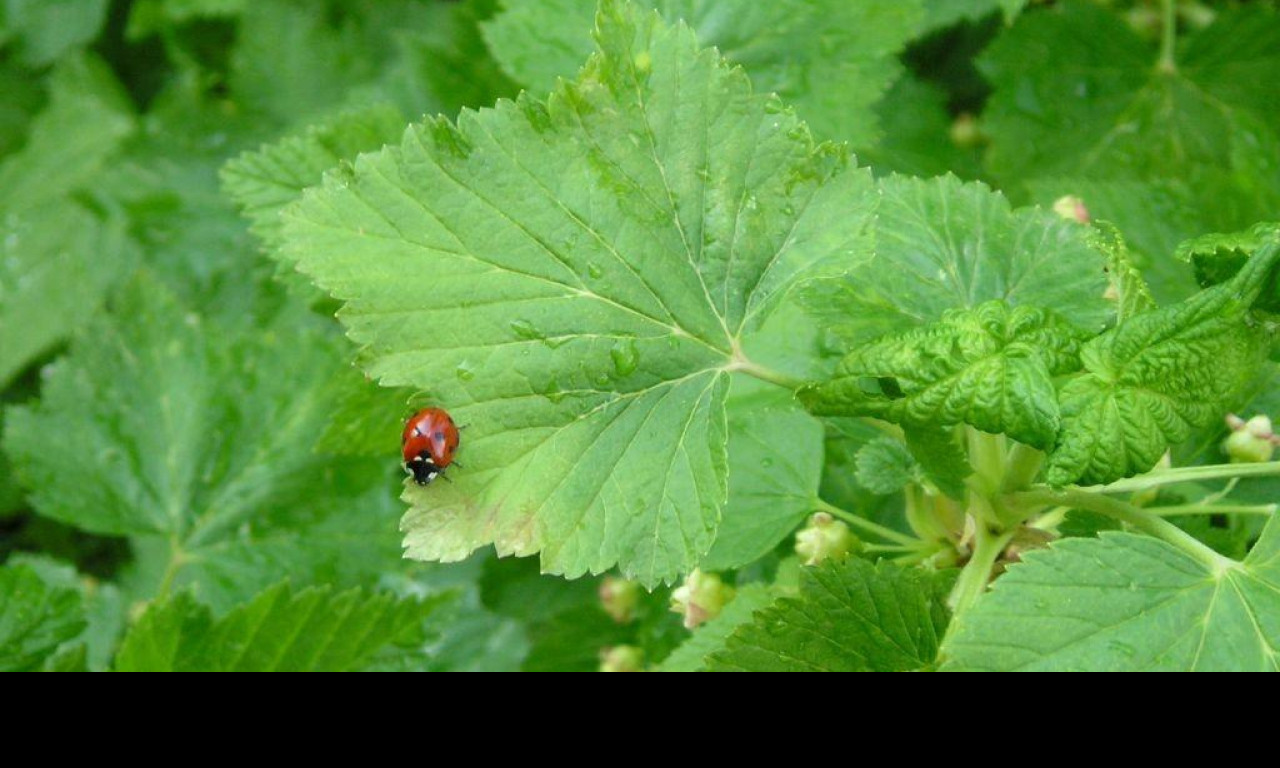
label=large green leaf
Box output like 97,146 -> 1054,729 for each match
0,564 -> 85,672
800,175 -> 1112,352
114,583 -> 447,672
3,277 -> 405,612
1046,243 -> 1280,487
707,559 -> 951,671
281,0 -> 877,586
942,517 -> 1280,671
802,301 -> 1088,449
482,0 -> 924,147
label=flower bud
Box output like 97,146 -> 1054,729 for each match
598,646 -> 644,673
598,576 -> 641,624
1052,196 -> 1090,225
795,512 -> 858,566
670,569 -> 734,630
1224,414 -> 1279,464
950,113 -> 984,150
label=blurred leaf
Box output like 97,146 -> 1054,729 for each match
862,74 -> 981,179
4,276 -> 406,612
0,563 -> 85,672
7,554 -> 126,672
2,0 -> 110,67
114,582 -> 448,672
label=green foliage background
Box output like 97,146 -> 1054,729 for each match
1,0 -> 1278,672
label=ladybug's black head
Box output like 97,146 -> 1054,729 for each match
406,454 -> 441,486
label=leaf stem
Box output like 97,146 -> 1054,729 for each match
949,524 -> 1015,616
1002,443 -> 1045,493
728,359 -> 806,391
815,499 -> 919,547
1094,462 -> 1280,494
1010,487 -> 1237,573
1158,0 -> 1179,74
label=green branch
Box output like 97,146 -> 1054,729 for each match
1095,462 -> 1280,494
815,499 -> 919,547
1011,487 -> 1238,573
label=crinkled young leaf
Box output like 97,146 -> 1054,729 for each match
0,564 -> 86,672
942,517 -> 1280,672
114,583 -> 447,672
904,426 -> 971,500
1090,224 -> 1155,322
801,175 -> 1112,351
281,0 -> 877,585
855,437 -> 917,496
707,558 -> 952,672
1046,244 -> 1280,487
222,103 -> 407,250
802,302 -> 1088,450
482,0 -> 924,147
1175,223 -> 1280,306
982,2 -> 1280,202
658,583 -> 775,672
3,276 -> 405,612
699,387 -> 824,571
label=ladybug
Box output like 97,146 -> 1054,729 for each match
401,407 -> 461,485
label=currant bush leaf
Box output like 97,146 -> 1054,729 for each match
801,175 -> 1112,351
707,558 -> 952,672
942,518 -> 1280,672
482,0 -> 924,147
802,301 -> 1089,450
0,564 -> 86,672
700,387 -> 824,571
1176,223 -> 1280,302
281,0 -> 877,586
223,103 -> 407,250
1046,243 -> 1280,487
114,583 -> 448,672
3,276 -> 406,612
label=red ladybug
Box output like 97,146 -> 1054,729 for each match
401,407 -> 460,485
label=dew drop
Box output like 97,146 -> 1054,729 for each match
455,362 -> 476,381
510,319 -> 542,341
587,263 -> 604,279
610,338 -> 640,377
760,458 -> 774,468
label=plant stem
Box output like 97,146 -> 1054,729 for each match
157,537 -> 187,599
949,525 -> 1015,615
815,499 -> 919,547
1148,503 -> 1278,517
1095,462 -> 1280,494
1158,0 -> 1178,73
1010,487 -> 1238,573
1002,443 -> 1045,492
